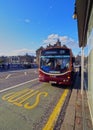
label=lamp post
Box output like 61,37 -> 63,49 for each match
81,47 -> 84,94
72,3 -> 77,19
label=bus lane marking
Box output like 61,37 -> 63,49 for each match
43,89 -> 69,130
24,91 -> 48,109
2,88 -> 48,110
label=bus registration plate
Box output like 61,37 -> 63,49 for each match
49,81 -> 57,84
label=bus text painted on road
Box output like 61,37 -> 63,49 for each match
2,88 -> 48,110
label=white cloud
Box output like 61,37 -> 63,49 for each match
12,48 -> 35,56
43,34 -> 78,48
43,34 -> 59,45
0,52 -> 5,56
48,34 -> 59,39
43,34 -> 80,55
0,49 -> 36,56
24,19 -> 31,23
17,18 -> 31,23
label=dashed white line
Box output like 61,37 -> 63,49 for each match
5,74 -> 11,79
34,70 -> 38,73
24,72 -> 27,75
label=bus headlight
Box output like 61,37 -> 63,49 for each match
67,76 -> 70,79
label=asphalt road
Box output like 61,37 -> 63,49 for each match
0,69 -> 39,90
0,69 -> 71,130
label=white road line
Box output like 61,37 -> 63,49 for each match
5,74 -> 11,79
0,78 -> 38,93
24,72 -> 27,75
34,70 -> 38,73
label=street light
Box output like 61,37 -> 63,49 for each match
73,3 -> 77,19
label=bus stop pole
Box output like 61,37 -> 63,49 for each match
81,47 -> 84,95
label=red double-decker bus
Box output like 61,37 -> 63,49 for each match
39,47 -> 75,85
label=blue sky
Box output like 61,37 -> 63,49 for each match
0,0 -> 80,56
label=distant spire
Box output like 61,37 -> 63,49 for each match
56,39 -> 61,46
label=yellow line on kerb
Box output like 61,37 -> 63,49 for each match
43,89 -> 69,130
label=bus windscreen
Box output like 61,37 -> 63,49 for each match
40,49 -> 70,74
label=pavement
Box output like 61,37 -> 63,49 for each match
60,72 -> 93,130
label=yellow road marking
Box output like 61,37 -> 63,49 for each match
2,88 -> 48,109
2,88 -> 30,100
43,89 -> 69,130
13,90 -> 39,107
24,92 -> 48,109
